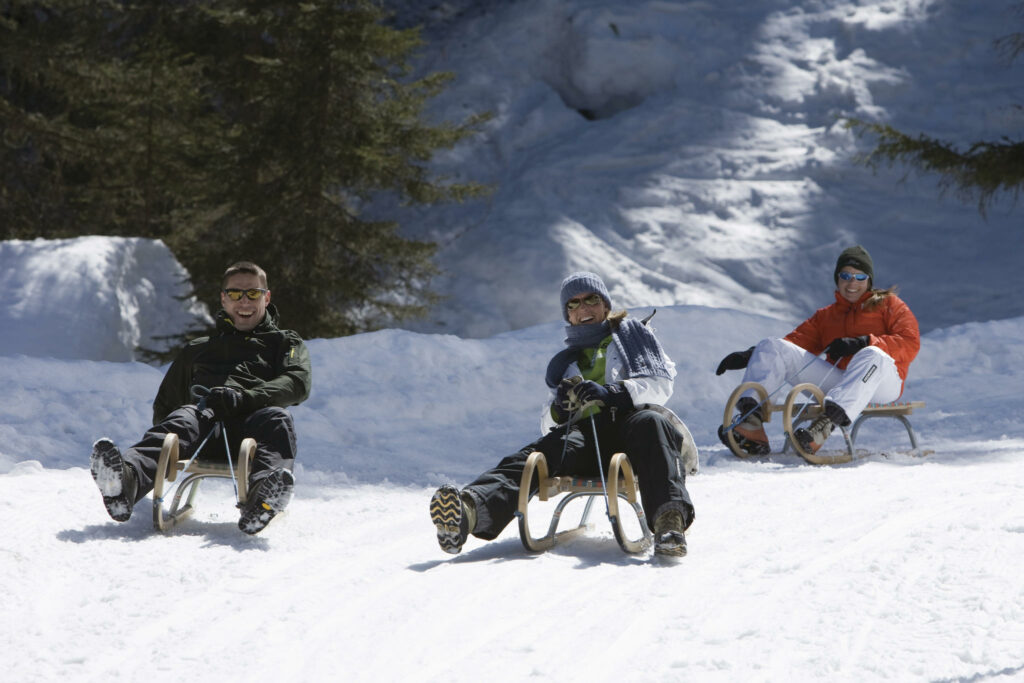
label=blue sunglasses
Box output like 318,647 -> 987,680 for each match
838,272 -> 869,281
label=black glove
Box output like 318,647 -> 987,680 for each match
715,347 -> 754,375
824,336 -> 869,360
574,380 -> 634,412
206,386 -> 245,420
552,377 -> 580,424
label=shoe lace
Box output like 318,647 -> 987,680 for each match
808,414 -> 833,439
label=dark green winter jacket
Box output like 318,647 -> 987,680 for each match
152,304 -> 312,424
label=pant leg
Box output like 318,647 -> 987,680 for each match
612,409 -> 695,531
822,346 -> 903,422
463,425 -> 593,541
121,406 -> 211,503
740,338 -> 836,404
234,406 -> 297,487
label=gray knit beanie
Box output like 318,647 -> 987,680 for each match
834,245 -> 874,285
559,271 -> 612,321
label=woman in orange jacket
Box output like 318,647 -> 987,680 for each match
716,245 -> 921,454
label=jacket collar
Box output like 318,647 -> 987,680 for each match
833,289 -> 873,309
215,303 -> 281,334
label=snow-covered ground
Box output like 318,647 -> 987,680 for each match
4,0 -> 1024,681
3,246 -> 1023,681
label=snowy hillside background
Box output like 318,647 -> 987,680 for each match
3,1 -> 1024,681
388,0 -> 1024,338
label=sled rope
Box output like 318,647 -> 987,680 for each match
188,384 -> 242,504
787,361 -> 838,426
727,353 -> 825,432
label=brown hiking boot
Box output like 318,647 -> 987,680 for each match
653,505 -> 687,558
794,414 -> 835,454
721,397 -> 770,455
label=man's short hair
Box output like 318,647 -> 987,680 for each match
222,261 -> 268,289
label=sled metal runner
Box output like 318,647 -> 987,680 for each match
515,450 -> 653,554
722,381 -> 926,465
152,432 -> 257,531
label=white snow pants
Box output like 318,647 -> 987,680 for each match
739,338 -> 903,423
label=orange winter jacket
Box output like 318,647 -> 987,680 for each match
784,290 -> 921,385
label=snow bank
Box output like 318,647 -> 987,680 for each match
4,296 -> 1023,485
0,237 -> 210,362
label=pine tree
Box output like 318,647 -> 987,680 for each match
1,0 -> 489,341
169,0 -> 489,337
845,13 -> 1023,217
0,2 -> 229,241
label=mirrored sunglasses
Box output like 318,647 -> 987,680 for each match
566,293 -> 603,310
838,272 -> 869,282
223,287 -> 268,301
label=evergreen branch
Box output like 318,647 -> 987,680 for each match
845,119 -> 1024,218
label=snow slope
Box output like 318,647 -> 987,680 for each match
385,0 -> 1024,338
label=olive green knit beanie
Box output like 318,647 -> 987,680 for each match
834,245 -> 874,285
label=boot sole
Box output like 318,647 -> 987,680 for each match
733,424 -> 771,456
654,531 -> 688,557
90,438 -> 133,522
239,469 -> 294,535
429,485 -> 466,554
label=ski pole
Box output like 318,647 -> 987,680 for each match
589,413 -> 613,519
221,424 -> 241,504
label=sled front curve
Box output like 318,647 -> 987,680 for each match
515,451 -> 652,554
721,382 -> 771,459
781,382 -> 855,465
153,433 -> 256,531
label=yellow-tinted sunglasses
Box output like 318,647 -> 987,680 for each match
566,294 -> 603,310
223,288 -> 268,301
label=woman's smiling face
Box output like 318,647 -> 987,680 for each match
566,292 -> 610,326
837,266 -> 870,304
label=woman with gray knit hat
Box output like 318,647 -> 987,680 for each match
716,245 -> 921,456
430,271 -> 697,559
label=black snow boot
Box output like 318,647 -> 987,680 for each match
429,485 -> 475,554
90,438 -> 138,522
652,504 -> 688,558
238,468 -> 294,535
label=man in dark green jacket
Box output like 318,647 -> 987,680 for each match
90,261 -> 312,534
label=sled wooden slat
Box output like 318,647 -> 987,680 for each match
516,451 -> 652,554
152,432 -> 256,531
722,382 -> 926,465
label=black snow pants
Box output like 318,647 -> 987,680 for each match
121,405 -> 298,504
463,408 -> 695,540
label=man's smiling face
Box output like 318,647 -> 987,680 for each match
221,272 -> 270,332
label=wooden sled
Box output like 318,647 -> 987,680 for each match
515,450 -> 653,554
153,432 -> 256,531
722,381 -> 926,465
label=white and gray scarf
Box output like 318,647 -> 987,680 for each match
545,314 -> 672,388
